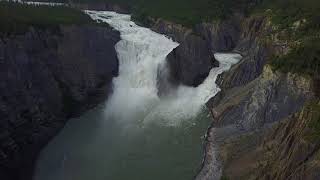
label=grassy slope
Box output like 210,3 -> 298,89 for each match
0,2 -> 95,34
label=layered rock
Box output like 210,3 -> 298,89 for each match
197,64 -> 314,179
197,14 -> 319,180
216,16 -> 273,89
0,25 -> 120,180
246,100 -> 320,180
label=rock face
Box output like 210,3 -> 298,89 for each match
197,65 -> 314,180
0,25 -> 120,180
245,101 -> 320,180
149,19 -> 239,87
216,16 -> 272,89
148,16 -> 245,87
196,14 -> 319,180
211,65 -> 313,130
149,20 -> 214,86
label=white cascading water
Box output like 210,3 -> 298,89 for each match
34,10 -> 242,180
86,10 -> 241,127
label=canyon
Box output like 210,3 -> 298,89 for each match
0,1 -> 319,180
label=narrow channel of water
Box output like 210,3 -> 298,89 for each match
33,11 -> 241,180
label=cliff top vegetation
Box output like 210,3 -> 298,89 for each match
0,2 -> 95,34
6,0 -> 320,78
24,0 -> 256,26
257,0 -> 320,78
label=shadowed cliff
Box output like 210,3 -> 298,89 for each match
0,25 -> 120,180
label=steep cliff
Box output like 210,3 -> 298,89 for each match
196,13 -> 319,180
235,99 -> 320,180
147,19 -> 214,87
0,25 -> 120,180
131,5 -> 320,178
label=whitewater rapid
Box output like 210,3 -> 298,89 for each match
86,10 -> 241,127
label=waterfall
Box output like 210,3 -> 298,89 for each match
34,10 -> 242,180
86,11 -> 241,127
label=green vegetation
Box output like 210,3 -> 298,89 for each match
30,0 -> 254,26
304,100 -> 320,142
310,104 -> 320,141
0,2 -> 95,34
270,38 -> 320,76
131,0 -> 236,26
220,175 -> 229,180
253,0 -> 320,77
4,0 -> 320,76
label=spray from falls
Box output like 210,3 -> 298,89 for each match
86,11 -> 241,127
34,11 -> 242,180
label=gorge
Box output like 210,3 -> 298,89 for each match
0,1 -> 319,180
33,11 -> 241,180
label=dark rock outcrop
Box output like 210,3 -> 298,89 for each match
0,25 -> 120,180
148,16 -> 242,87
150,20 -> 216,87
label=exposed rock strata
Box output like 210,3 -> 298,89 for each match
244,101 -> 320,180
197,14 -> 318,180
0,25 -> 120,180
197,63 -> 314,179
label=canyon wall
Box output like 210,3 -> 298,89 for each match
0,5 -> 318,180
141,12 -> 319,180
196,15 -> 319,180
0,25 -> 120,180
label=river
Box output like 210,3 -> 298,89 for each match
33,11 -> 241,180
